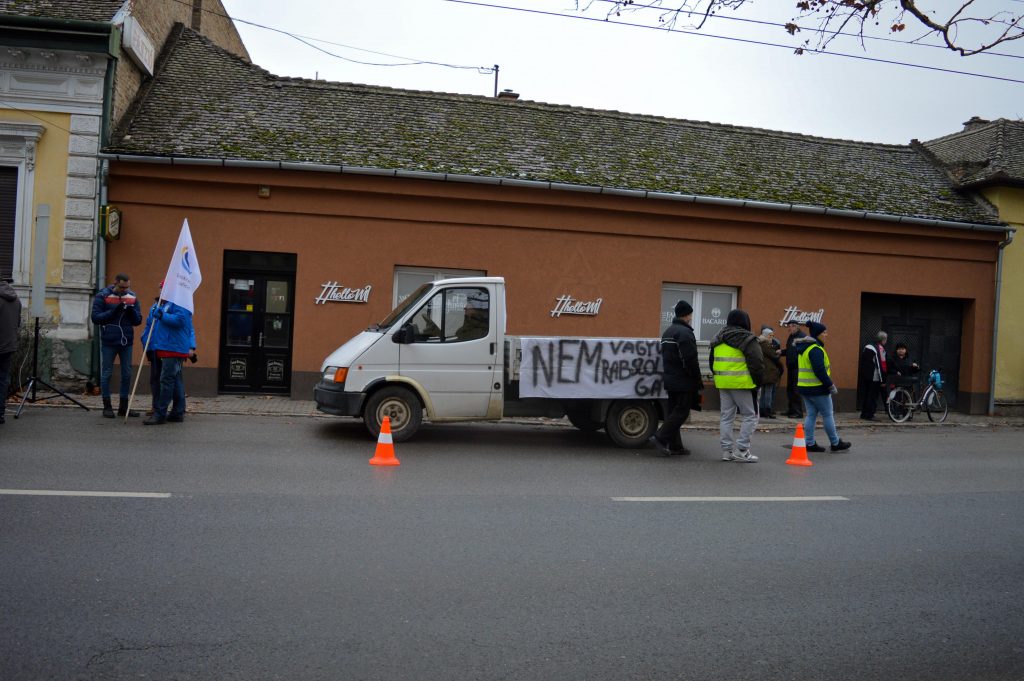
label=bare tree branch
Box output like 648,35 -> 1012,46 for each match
582,1 -> 1024,56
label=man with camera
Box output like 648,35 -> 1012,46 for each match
91,273 -> 142,418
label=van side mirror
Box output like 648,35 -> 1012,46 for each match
392,323 -> 414,344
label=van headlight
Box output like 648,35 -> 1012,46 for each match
323,366 -> 348,384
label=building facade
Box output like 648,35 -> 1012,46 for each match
96,26 -> 1013,414
923,118 -> 1024,414
0,0 -> 247,387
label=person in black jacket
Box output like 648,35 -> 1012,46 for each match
783,320 -> 805,418
0,275 -> 21,425
888,343 -> 920,384
858,331 -> 888,421
650,300 -> 702,456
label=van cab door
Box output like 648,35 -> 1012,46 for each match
398,284 -> 498,417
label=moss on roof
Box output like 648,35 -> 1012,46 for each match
107,25 -> 1000,226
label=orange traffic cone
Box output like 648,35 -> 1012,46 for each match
785,423 -> 813,467
369,416 -> 400,466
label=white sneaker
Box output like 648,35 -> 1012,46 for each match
721,450 -> 734,461
730,450 -> 759,463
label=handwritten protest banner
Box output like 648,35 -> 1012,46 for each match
518,337 -> 664,399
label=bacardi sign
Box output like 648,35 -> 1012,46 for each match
779,306 -> 824,326
315,282 -> 371,305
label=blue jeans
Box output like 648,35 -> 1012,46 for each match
155,356 -> 185,419
802,393 -> 839,446
100,344 -> 133,400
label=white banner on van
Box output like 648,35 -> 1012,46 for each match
518,337 -> 665,399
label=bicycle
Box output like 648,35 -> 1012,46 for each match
886,369 -> 948,423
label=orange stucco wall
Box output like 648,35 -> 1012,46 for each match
105,163 -> 1002,408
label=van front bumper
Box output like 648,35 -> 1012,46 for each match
314,380 -> 365,416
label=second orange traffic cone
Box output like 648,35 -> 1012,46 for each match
785,423 -> 813,467
369,416 -> 400,466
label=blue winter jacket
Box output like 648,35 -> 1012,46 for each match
142,301 -> 196,355
91,284 -> 142,346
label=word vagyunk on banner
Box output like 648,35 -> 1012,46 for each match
518,337 -> 663,399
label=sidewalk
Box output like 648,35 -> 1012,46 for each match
12,391 -> 1024,431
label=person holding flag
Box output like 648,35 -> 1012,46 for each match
140,220 -> 201,425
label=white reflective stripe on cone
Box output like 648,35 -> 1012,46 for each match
378,432 -> 393,444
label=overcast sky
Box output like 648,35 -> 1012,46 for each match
218,0 -> 1024,144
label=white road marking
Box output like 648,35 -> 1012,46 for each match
612,496 -> 849,502
0,489 -> 172,499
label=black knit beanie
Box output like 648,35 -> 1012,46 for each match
726,309 -> 751,331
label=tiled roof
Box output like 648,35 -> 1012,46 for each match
0,0 -> 123,22
923,118 -> 1024,188
108,26 -> 1001,226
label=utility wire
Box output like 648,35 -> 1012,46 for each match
589,0 -> 1024,59
0,101 -> 76,135
446,0 -> 1024,85
171,0 -> 493,72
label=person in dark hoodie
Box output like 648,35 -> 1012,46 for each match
796,321 -> 851,452
650,300 -> 702,456
710,309 -> 764,463
783,320 -> 806,418
0,275 -> 22,425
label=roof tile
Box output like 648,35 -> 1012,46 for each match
107,26 -> 1000,226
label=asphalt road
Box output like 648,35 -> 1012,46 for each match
2,410 -> 1023,681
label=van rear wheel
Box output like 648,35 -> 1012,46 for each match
605,400 -> 658,448
364,385 -> 422,442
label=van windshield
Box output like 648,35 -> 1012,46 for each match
372,283 -> 432,331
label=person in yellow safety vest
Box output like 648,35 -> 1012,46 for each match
796,321 -> 852,453
709,309 -> 765,463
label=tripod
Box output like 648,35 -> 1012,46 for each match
14,317 -> 89,418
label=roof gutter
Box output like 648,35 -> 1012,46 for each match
0,15 -> 117,53
97,153 -> 1014,235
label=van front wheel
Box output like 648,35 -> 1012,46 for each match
364,385 -> 423,442
605,400 -> 658,448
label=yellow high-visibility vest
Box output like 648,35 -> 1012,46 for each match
712,343 -> 755,389
797,343 -> 831,387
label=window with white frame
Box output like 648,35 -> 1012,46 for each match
660,283 -> 738,341
393,266 -> 486,307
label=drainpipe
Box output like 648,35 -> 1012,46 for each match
90,44 -> 117,390
989,227 -> 1016,416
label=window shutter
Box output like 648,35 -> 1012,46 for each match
0,167 -> 17,278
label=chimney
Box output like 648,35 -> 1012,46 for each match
962,116 -> 990,132
497,89 -> 520,101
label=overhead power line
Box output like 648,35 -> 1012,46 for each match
171,0 -> 494,73
445,0 -> 1024,85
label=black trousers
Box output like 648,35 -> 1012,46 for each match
861,380 -> 882,418
147,350 -> 163,411
786,366 -> 803,416
656,390 -> 693,450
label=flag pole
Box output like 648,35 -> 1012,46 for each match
125,293 -> 163,423
127,218 -> 200,423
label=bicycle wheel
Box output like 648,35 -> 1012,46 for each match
886,387 -> 914,423
925,389 -> 948,423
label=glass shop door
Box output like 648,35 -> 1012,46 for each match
218,273 -> 295,394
